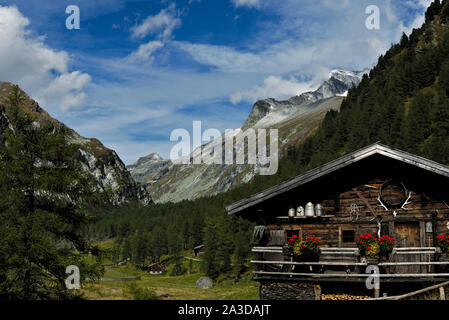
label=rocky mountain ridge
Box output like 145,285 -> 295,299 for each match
242,69 -> 368,130
128,69 -> 368,203
0,82 -> 151,206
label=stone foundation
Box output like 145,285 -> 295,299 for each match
259,281 -> 321,300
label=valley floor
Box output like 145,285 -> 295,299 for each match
82,265 -> 260,300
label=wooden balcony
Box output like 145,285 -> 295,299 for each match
251,246 -> 449,283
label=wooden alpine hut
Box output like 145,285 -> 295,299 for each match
226,143 -> 449,300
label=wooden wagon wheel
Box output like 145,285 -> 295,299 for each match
379,179 -> 408,209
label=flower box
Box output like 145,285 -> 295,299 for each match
437,233 -> 449,254
358,233 -> 395,263
293,248 -> 320,262
285,234 -> 321,272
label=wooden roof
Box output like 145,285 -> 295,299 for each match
226,143 -> 449,215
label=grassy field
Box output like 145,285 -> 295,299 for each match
82,240 -> 260,300
82,265 -> 260,300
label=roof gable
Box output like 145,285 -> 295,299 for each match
226,143 -> 449,215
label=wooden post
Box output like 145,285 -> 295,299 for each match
314,285 -> 321,300
427,237 -> 432,273
374,281 -> 380,298
440,287 -> 446,300
374,265 -> 380,299
338,227 -> 342,248
420,221 -> 426,273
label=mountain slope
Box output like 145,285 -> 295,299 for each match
0,82 -> 152,206
128,69 -> 366,203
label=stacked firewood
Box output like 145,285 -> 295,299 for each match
321,293 -> 371,300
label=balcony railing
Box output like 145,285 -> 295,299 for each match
251,246 -> 449,282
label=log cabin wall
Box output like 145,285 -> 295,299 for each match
251,155 -> 449,249
265,178 -> 449,248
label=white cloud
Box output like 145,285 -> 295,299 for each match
124,40 -> 164,63
399,0 -> 433,35
0,5 -> 90,112
36,71 -> 92,111
176,40 -> 322,74
126,4 -> 180,64
230,75 -> 317,104
130,4 -> 181,40
175,41 -> 264,72
321,0 -> 349,9
231,0 -> 261,8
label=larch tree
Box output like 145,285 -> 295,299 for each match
0,85 -> 103,299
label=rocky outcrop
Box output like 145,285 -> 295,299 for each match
0,82 -> 151,206
78,148 -> 151,206
0,106 -> 9,136
127,153 -> 171,184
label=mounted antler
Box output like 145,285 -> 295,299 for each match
400,192 -> 412,210
377,195 -> 388,211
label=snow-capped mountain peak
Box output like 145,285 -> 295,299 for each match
328,69 -> 369,89
242,68 -> 369,130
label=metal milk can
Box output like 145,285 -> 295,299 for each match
305,202 -> 315,217
296,206 -> 305,217
288,207 -> 296,218
315,203 -> 324,217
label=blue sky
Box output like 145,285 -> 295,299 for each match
0,0 -> 433,164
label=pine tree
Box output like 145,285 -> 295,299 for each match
201,218 -> 219,278
233,231 -> 250,278
426,0 -> 442,22
221,249 -> 232,273
0,85 -> 102,299
170,234 -> 185,276
132,233 -> 149,266
403,90 -> 433,152
122,237 -> 132,260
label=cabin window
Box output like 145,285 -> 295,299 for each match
342,230 -> 355,243
269,230 -> 287,246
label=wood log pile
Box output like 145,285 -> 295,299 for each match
320,287 -> 372,300
321,293 -> 371,300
